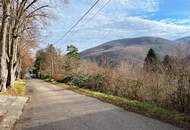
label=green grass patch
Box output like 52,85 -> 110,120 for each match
14,80 -> 26,96
0,80 -> 26,96
52,81 -> 190,129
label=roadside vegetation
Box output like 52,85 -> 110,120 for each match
0,80 -> 26,96
14,80 -> 26,96
35,44 -> 190,128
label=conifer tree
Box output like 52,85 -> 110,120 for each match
66,45 -> 80,60
144,48 -> 159,72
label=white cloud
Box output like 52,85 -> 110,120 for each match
40,0 -> 190,51
117,0 -> 159,12
63,16 -> 190,51
160,18 -> 190,26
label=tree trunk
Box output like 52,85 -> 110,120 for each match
7,58 -> 16,87
0,0 -> 11,92
7,37 -> 18,87
16,60 -> 21,80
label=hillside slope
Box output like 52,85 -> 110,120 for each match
81,37 -> 175,66
175,36 -> 190,44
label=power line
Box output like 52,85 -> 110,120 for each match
56,0 -> 101,43
77,0 -> 111,30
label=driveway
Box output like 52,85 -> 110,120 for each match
15,79 -> 182,130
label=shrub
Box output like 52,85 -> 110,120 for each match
71,73 -> 90,87
87,73 -> 107,92
43,75 -> 52,80
58,75 -> 73,83
59,73 -> 91,87
169,71 -> 190,114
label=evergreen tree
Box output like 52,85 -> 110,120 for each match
66,45 -> 80,59
162,55 -> 174,73
163,55 -> 170,64
64,45 -> 80,74
34,49 -> 46,78
144,48 -> 159,72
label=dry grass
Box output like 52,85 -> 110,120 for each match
0,80 -> 26,96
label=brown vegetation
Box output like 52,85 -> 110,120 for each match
0,115 -> 4,123
36,44 -> 190,117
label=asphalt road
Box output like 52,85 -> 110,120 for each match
15,79 -> 183,130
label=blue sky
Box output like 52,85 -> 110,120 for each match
40,0 -> 190,51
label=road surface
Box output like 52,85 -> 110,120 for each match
15,79 -> 182,130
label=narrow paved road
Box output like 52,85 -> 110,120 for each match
15,79 -> 182,130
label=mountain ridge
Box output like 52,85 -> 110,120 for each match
175,36 -> 190,44
81,36 -> 182,66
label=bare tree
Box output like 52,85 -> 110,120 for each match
0,0 -> 48,91
0,0 -> 11,92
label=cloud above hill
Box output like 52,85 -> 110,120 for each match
40,0 -> 190,51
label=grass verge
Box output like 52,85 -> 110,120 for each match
0,80 -> 26,96
52,81 -> 190,129
14,80 -> 26,96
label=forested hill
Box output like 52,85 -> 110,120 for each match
81,36 -> 177,65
